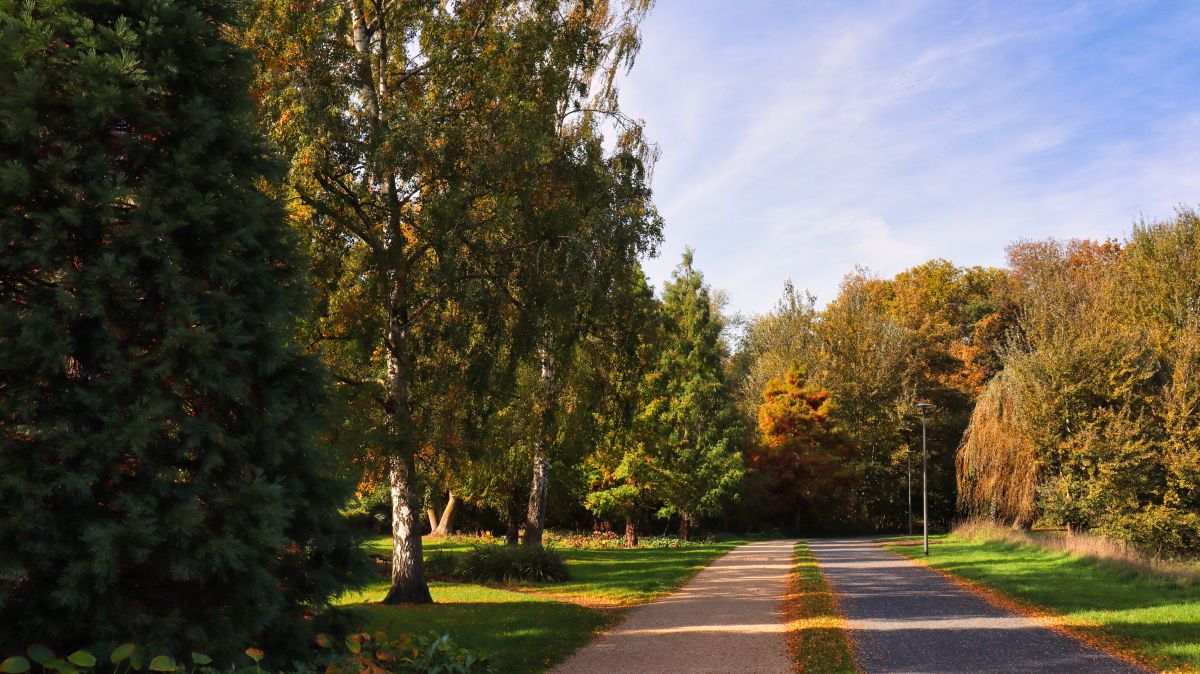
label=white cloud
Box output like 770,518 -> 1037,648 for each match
622,0 -> 1200,314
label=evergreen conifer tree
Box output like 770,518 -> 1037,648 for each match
0,0 -> 361,657
647,251 -> 744,540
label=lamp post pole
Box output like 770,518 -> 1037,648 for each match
916,402 -> 933,556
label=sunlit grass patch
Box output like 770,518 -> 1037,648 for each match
339,534 -> 748,672
341,579 -> 610,673
784,541 -> 857,673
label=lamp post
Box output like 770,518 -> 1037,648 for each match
916,402 -> 933,556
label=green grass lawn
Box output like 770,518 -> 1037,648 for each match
342,536 -> 747,673
885,535 -> 1200,672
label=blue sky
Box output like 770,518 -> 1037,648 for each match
620,1 -> 1200,315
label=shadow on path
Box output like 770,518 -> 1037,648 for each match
808,538 -> 1148,674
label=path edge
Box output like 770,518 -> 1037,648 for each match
883,541 -> 1162,674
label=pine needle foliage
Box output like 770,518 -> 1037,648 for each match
0,0 -> 361,657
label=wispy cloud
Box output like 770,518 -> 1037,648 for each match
622,0 -> 1200,314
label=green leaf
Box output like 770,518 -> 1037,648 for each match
0,657 -> 31,674
189,654 -> 211,666
147,656 -> 176,672
47,659 -> 78,674
129,648 -> 144,672
26,646 -> 54,667
110,645 -> 136,665
67,652 -> 96,668
344,638 -> 361,655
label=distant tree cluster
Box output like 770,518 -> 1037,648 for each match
958,210 -> 1200,558
735,210 -> 1200,558
733,261 -> 1009,532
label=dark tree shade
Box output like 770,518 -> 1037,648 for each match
0,0 -> 362,657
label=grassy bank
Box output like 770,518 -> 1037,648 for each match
784,541 -> 857,673
885,534 -> 1200,672
341,535 -> 747,672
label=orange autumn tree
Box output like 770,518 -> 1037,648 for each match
754,366 -> 860,533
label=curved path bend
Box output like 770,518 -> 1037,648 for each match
551,540 -> 797,674
809,538 -> 1148,674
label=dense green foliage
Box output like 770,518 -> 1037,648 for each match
959,211 -> 1200,557
642,252 -> 745,540
0,633 -> 491,674
0,0 -> 360,657
734,261 -> 1007,531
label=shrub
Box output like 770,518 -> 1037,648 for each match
544,531 -> 708,550
322,632 -> 492,674
1099,505 -> 1200,560
340,487 -> 391,534
0,633 -> 493,674
454,545 -> 569,584
423,551 -> 459,580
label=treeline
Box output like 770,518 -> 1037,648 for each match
733,209 -> 1200,559
734,261 -> 1008,533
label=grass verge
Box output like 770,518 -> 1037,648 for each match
344,535 -> 746,672
885,535 -> 1200,672
783,541 -> 857,674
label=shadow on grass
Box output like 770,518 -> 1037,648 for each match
348,598 -> 611,674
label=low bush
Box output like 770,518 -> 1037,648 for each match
544,531 -> 709,550
1098,505 -> 1200,560
322,631 -> 491,674
340,487 -> 391,534
0,632 -> 492,674
453,545 -> 569,583
423,550 -> 460,580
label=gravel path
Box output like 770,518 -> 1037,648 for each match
551,540 -> 797,674
809,538 -> 1148,674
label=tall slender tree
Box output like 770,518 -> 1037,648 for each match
646,251 -> 744,540
584,272 -> 663,547
248,0 -> 657,600
0,0 -> 360,656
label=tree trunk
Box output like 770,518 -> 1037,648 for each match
382,455 -> 432,604
426,506 -> 438,532
679,513 -> 690,542
434,492 -> 458,536
524,446 -> 549,546
524,354 -> 554,547
381,281 -> 431,604
624,515 -> 638,548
